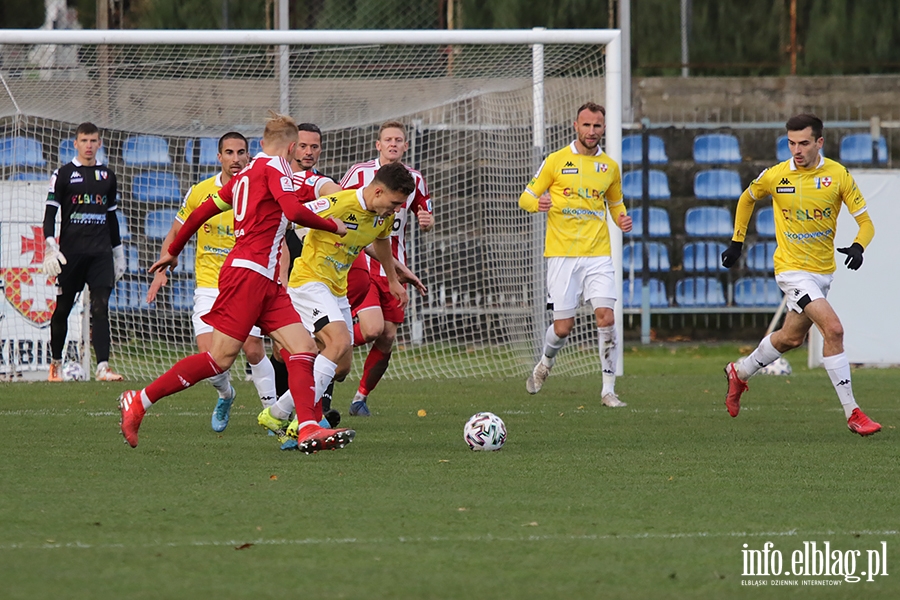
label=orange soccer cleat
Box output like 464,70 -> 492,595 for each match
118,390 -> 146,448
724,362 -> 748,417
48,360 -> 63,382
847,408 -> 881,437
296,423 -> 356,454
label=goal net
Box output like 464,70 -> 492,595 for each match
0,29 -> 621,381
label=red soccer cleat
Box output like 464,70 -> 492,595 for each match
847,408 -> 881,437
724,362 -> 748,417
118,390 -> 146,448
296,424 -> 356,454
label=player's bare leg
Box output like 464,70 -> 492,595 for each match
526,318 -> 570,395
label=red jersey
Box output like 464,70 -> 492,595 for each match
340,157 -> 431,273
292,169 -> 334,198
169,152 -> 337,282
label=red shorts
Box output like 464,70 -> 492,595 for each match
347,256 -> 371,313
202,265 -> 301,340
363,273 -> 406,324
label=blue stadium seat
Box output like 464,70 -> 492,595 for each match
132,170 -> 180,202
124,244 -> 140,274
110,280 -> 150,311
623,277 -> 668,308
839,133 -> 887,164
170,280 -> 195,311
8,171 -> 48,182
248,138 -> 262,156
756,206 -> 776,237
115,211 -> 131,241
123,135 -> 171,166
625,207 -> 671,238
57,139 -> 108,165
734,277 -> 783,307
745,241 -> 777,271
622,170 -> 671,200
622,135 -> 668,165
675,277 -> 726,307
684,206 -> 733,237
145,208 -> 179,240
683,242 -> 727,273
694,169 -> 742,200
184,137 -> 220,165
693,133 -> 741,164
0,136 -> 46,167
172,244 -> 196,275
623,242 -> 670,273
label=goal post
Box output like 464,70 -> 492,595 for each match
0,28 -> 622,381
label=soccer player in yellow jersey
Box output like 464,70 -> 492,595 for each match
146,132 -> 277,432
519,102 -> 633,407
721,114 -> 881,436
258,162 -> 415,448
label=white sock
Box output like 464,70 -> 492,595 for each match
140,389 -> 152,410
822,353 -> 859,419
737,334 -> 782,380
598,326 -> 617,396
249,355 -> 277,407
313,354 -> 337,404
353,391 -> 367,403
96,360 -> 109,374
541,325 -> 567,367
208,371 -> 232,398
271,390 -> 294,420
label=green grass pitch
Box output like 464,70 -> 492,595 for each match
1,344 -> 897,599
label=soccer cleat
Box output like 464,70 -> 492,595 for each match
847,408 -> 881,436
48,360 -> 62,382
286,417 -> 299,440
349,400 -> 371,417
96,363 -> 124,382
601,393 -> 627,408
257,406 -> 291,444
118,390 -> 145,448
525,361 -> 551,395
295,423 -> 356,454
724,362 -> 748,417
211,386 -> 235,432
280,439 -> 299,451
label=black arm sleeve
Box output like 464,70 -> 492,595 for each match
43,204 -> 59,240
108,210 -> 121,248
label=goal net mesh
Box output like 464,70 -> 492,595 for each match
0,40 -> 608,381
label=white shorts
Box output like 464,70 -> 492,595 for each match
288,282 -> 353,340
546,256 -> 617,319
775,270 -> 833,313
193,287 -> 262,338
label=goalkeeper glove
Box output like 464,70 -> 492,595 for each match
720,240 -> 743,269
837,242 -> 864,270
42,237 -> 67,277
113,244 -> 126,281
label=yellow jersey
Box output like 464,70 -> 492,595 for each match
734,155 -> 873,275
176,174 -> 235,288
519,142 -> 626,257
289,188 -> 394,296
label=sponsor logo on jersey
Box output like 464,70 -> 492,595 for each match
561,168 -> 579,174
344,221 -> 359,230
279,176 -> 294,192
562,187 -> 604,200
814,176 -> 832,188
779,178 -> 791,185
70,171 -> 83,183
564,161 -> 576,167
776,186 -> 796,194
95,170 -> 108,180
793,207 -> 832,221
346,214 -> 357,221
595,163 -> 608,172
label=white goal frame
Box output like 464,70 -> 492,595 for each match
1,28 -> 623,379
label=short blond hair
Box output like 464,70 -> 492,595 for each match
378,120 -> 407,141
264,111 -> 299,146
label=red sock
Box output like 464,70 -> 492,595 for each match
359,346 -> 391,396
353,322 -> 366,347
280,348 -> 318,424
145,352 -> 222,403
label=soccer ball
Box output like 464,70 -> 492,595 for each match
464,412 -> 506,451
759,357 -> 792,376
62,361 -> 87,382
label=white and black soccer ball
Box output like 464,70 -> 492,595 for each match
759,357 -> 792,376
464,412 -> 506,451
62,361 -> 87,382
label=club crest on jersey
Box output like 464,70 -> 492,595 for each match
70,171 -> 83,183
307,198 -> 331,214
95,170 -> 108,180
595,163 -> 608,173
815,176 -> 832,188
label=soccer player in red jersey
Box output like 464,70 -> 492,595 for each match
117,113 -> 354,453
340,121 -> 434,416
